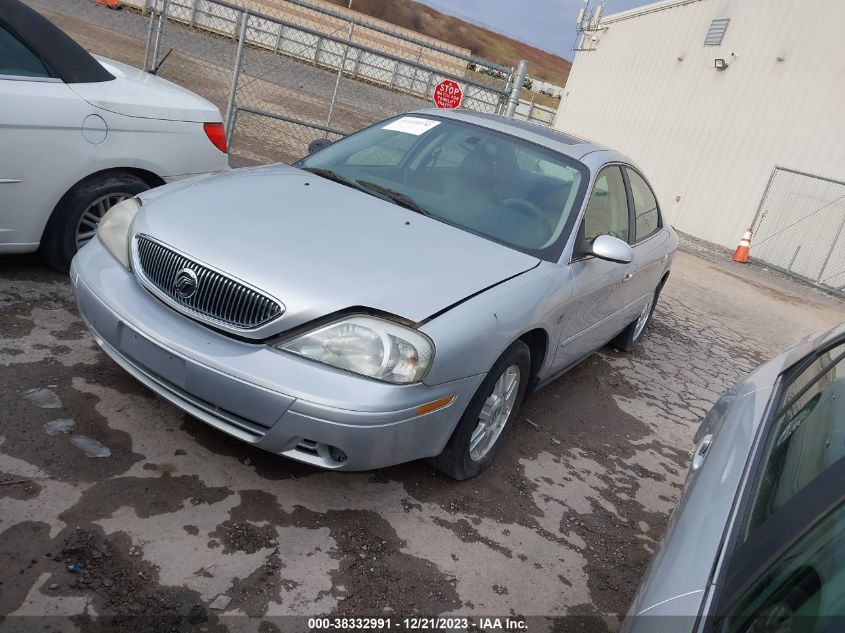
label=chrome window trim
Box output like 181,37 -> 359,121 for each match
0,73 -> 60,82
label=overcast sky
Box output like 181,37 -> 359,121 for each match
415,0 -> 650,59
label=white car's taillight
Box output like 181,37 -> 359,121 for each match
203,122 -> 228,154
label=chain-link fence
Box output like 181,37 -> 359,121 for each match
750,166 -> 845,292
515,98 -> 557,126
126,0 -> 528,165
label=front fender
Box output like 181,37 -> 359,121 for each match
420,262 -> 570,385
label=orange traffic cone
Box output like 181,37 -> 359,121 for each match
732,227 -> 753,263
93,0 -> 122,8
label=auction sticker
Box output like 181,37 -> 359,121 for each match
382,117 -> 441,135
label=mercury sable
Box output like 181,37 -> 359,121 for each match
71,109 -> 676,479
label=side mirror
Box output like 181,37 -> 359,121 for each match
590,234 -> 634,264
307,138 -> 333,154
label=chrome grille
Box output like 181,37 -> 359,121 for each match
134,235 -> 283,330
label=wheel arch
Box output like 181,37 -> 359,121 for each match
40,167 -> 165,244
518,327 -> 549,400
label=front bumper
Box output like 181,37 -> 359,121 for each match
70,238 -> 484,471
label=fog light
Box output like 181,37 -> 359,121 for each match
328,445 -> 348,463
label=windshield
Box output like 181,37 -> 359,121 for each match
297,115 -> 589,261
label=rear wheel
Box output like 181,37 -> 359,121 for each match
613,277 -> 666,352
428,340 -> 530,480
41,172 -> 149,272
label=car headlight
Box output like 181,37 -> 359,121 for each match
97,197 -> 140,269
277,316 -> 433,384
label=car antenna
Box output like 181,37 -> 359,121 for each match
151,48 -> 173,75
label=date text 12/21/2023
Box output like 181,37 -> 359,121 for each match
308,617 -> 528,630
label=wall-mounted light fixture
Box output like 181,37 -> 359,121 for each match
714,58 -> 728,71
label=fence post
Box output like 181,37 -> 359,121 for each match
225,9 -> 249,146
326,21 -> 354,134
818,212 -> 845,282
189,0 -> 198,27
314,35 -> 324,64
750,166 -> 778,233
275,24 -> 285,53
505,60 -> 528,118
143,3 -> 156,71
150,0 -> 171,71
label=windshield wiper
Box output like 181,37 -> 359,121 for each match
355,180 -> 431,216
302,169 -> 431,216
301,167 -> 360,190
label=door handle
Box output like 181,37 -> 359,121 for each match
691,434 -> 714,471
623,270 -> 636,282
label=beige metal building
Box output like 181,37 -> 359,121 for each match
555,0 -> 845,262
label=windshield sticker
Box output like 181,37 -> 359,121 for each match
382,117 -> 441,135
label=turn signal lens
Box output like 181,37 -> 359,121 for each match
203,122 -> 228,153
416,396 -> 455,416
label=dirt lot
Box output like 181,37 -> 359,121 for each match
2,245 -> 843,631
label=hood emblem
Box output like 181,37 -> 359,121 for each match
174,267 -> 199,300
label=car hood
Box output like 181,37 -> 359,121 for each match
68,57 -> 221,123
132,164 -> 539,335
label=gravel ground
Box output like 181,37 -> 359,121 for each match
2,250 -> 843,631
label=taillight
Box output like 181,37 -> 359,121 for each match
203,122 -> 227,153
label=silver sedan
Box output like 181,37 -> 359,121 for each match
623,322 -> 845,632
71,109 -> 676,479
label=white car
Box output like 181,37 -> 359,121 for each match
0,0 -> 229,270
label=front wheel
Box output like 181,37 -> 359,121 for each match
428,340 -> 530,480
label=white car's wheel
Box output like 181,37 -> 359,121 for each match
42,172 -> 149,271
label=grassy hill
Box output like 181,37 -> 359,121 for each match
324,0 -> 572,86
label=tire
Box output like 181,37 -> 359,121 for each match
41,172 -> 149,272
428,340 -> 530,480
613,277 -> 666,352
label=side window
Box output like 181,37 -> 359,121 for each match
626,168 -> 661,241
346,131 -> 418,167
0,26 -> 51,79
741,341 -> 845,542
582,166 -> 630,243
714,341 -> 845,632
716,501 -> 845,633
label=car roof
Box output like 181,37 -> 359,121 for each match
1,0 -> 113,83
412,108 -> 618,162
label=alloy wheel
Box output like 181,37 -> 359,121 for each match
74,193 -> 132,250
469,364 -> 521,462
633,292 -> 655,340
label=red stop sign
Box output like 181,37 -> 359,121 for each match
433,79 -> 463,109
